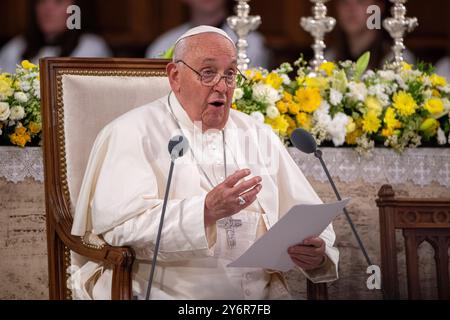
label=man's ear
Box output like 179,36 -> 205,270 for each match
167,62 -> 180,93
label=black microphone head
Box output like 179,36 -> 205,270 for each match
290,128 -> 317,154
168,135 -> 189,160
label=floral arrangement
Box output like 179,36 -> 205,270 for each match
233,53 -> 450,154
0,60 -> 42,147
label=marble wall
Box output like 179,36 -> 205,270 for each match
0,176 -> 448,300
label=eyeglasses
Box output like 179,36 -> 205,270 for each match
175,60 -> 246,88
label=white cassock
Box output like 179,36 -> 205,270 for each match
71,93 -> 339,300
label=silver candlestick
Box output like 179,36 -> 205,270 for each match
227,0 -> 261,71
383,0 -> 418,70
301,0 -> 336,71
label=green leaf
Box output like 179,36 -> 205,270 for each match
331,70 -> 348,93
160,46 -> 175,59
354,51 -> 370,81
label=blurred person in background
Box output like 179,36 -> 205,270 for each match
146,0 -> 270,68
436,44 -> 450,81
0,0 -> 111,73
326,0 -> 415,70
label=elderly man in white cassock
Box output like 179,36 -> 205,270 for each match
71,25 -> 339,300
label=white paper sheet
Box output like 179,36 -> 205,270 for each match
228,198 -> 350,272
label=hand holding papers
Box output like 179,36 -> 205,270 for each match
228,199 -> 350,272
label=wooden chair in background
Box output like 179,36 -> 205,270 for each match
376,184 -> 450,299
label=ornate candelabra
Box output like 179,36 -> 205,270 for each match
300,0 -> 336,71
227,0 -> 261,71
383,0 -> 418,70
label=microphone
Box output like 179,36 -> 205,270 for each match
290,128 -> 373,268
145,135 -> 189,300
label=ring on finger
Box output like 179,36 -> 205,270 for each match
237,196 -> 246,205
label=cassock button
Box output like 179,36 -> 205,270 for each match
245,289 -> 252,296
245,273 -> 252,280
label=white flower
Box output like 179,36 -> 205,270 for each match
347,82 -> 367,102
20,81 -> 31,92
266,106 -> 280,119
313,101 -> 332,126
232,87 -> 244,102
0,102 -> 11,121
368,84 -> 389,106
437,127 -> 447,145
423,89 -> 433,100
422,77 -> 432,87
14,92 -> 28,103
442,98 -> 450,114
281,74 -> 290,85
378,70 -> 396,82
329,88 -> 343,106
252,83 -> 280,106
327,112 -> 349,146
32,79 -> 40,96
250,111 -> 265,123
9,105 -> 25,121
363,70 -> 376,79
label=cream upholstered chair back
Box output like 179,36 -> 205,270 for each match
59,60 -> 170,211
40,58 -> 170,299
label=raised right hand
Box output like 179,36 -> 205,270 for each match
204,169 -> 262,226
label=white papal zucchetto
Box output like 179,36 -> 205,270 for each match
174,25 -> 236,48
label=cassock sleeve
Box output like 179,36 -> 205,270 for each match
265,126 -> 339,283
81,123 -> 216,262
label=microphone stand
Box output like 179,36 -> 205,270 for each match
314,149 -> 373,267
314,148 -> 387,298
145,159 -> 175,300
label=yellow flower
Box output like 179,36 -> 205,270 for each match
21,60 -> 37,70
285,115 -> 297,136
392,91 -> 417,117
362,110 -> 381,133
384,107 -> 401,130
265,72 -> 283,90
381,128 -> 394,137
295,112 -> 311,130
28,121 -> 42,134
305,76 -> 328,91
245,69 -> 263,82
346,117 -> 356,133
345,124 -> 363,145
0,74 -> 14,98
9,126 -> 31,147
283,91 -> 293,102
431,89 -> 441,98
276,101 -> 288,114
430,74 -> 447,87
423,98 -> 444,114
296,76 -> 306,86
401,62 -> 412,71
265,115 -> 290,136
231,103 -> 237,110
365,96 -> 382,116
419,118 -> 439,137
287,102 -> 301,115
319,61 -> 336,76
15,126 -> 27,135
295,87 -> 321,113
